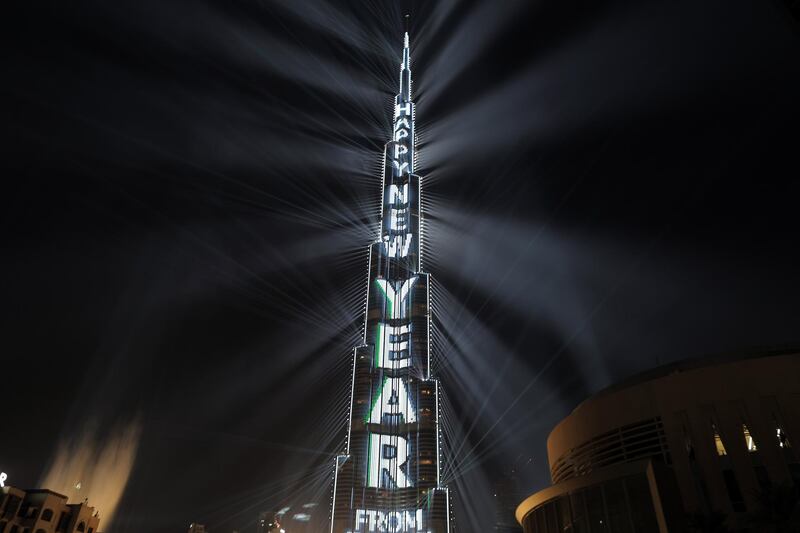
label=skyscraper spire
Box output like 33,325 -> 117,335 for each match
329,31 -> 451,533
398,32 -> 412,107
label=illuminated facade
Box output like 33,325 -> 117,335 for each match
0,486 -> 101,533
330,33 -> 451,533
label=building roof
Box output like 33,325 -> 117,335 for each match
577,345 -> 800,412
23,488 -> 69,499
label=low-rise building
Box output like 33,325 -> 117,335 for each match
516,350 -> 800,532
0,486 -> 100,533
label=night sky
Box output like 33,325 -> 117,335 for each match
3,0 -> 800,532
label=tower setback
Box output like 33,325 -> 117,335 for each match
329,32 -> 451,533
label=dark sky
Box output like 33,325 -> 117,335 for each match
3,0 -> 800,532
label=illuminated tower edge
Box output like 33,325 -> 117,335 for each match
330,33 -> 451,533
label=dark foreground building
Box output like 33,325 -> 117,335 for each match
0,486 -> 100,533
516,350 -> 800,532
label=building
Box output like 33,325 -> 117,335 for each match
0,486 -> 100,533
516,350 -> 800,532
255,501 -> 325,532
493,466 -> 523,532
328,30 -> 451,533
256,511 -> 276,532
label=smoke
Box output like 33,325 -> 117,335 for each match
40,417 -> 143,530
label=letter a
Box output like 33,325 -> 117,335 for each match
367,433 -> 411,489
369,376 -> 417,424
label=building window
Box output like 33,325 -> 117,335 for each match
605,479 -> 633,533
713,423 -> 727,456
788,463 -> 800,487
683,425 -> 696,461
555,496 -> 572,533
57,512 -> 69,530
777,425 -> 791,448
742,424 -> 758,452
626,474 -> 659,531
533,506 -> 546,532
722,469 -> 746,512
570,490 -> 587,532
41,510 -> 53,522
584,486 -> 605,532
753,465 -> 771,489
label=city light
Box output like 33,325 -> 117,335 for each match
330,31 -> 450,533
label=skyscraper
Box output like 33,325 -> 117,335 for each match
329,32 -> 451,533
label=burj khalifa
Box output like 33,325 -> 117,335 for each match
329,32 -> 452,533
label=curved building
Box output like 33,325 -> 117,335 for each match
516,350 -> 800,532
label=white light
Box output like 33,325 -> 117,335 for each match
367,434 -> 411,488
369,376 -> 417,424
353,509 -> 423,533
375,277 -> 416,320
381,233 -> 413,258
374,322 -> 412,369
0,472 -> 7,487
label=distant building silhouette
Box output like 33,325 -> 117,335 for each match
256,511 -> 280,532
494,464 -> 524,532
0,486 -> 100,533
516,350 -> 800,532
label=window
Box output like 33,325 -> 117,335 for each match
545,501 -> 560,533
788,463 -> 800,487
626,475 -> 659,532
533,506 -> 546,533
604,479 -> 633,533
57,512 -> 69,530
683,424 -> 696,461
776,425 -> 791,448
585,486 -> 606,531
713,423 -> 727,456
742,424 -> 758,452
754,465 -> 771,489
722,469 -> 746,512
41,509 -> 53,522
556,496 -> 572,533
570,490 -> 587,533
